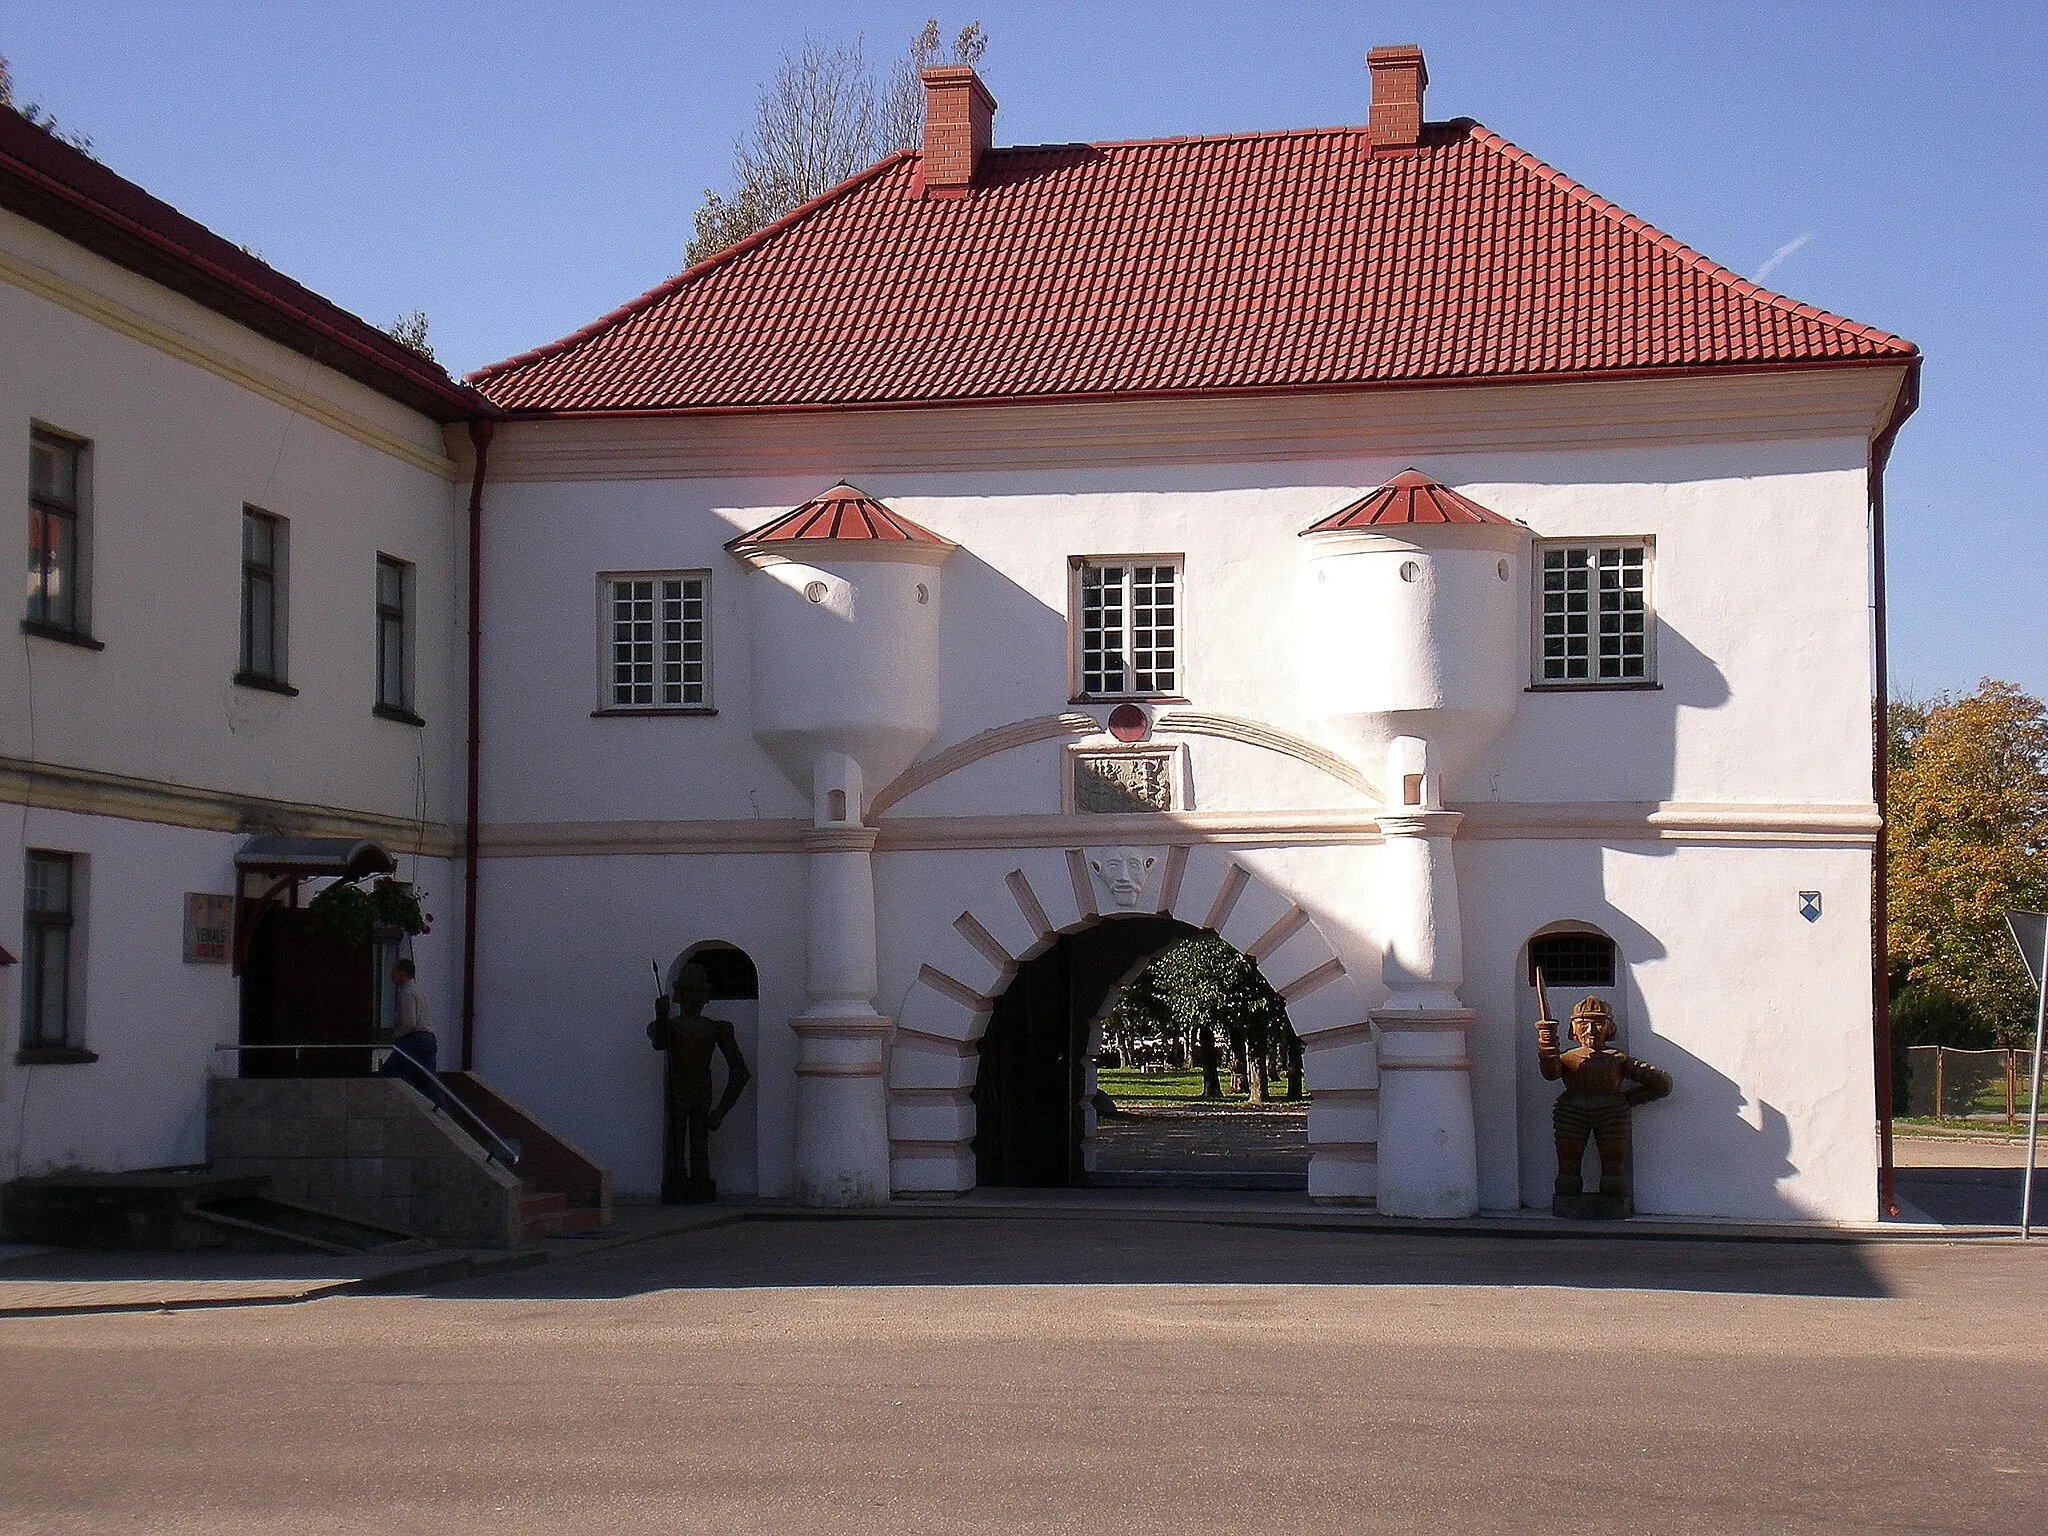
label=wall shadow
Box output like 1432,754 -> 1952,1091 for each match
1474,618 -> 1728,812
410,1211 -> 1892,1301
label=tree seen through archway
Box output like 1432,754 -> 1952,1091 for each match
1101,935 -> 1303,1104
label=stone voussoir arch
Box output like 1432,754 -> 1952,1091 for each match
885,843 -> 1381,1201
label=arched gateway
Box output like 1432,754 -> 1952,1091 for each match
884,844 -> 1378,1199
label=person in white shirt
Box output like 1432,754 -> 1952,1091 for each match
377,957 -> 443,1103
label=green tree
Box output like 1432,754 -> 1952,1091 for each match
1887,678 -> 2048,1047
685,19 -> 986,267
384,310 -> 435,363
1116,936 -> 1294,1102
0,50 -> 94,155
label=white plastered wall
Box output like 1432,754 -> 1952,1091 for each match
477,433 -> 1872,827
471,852 -> 807,1198
1,208 -> 465,1178
468,417 -> 1881,1219
1460,837 -> 1877,1220
0,208 -> 463,818
0,804 -> 458,1180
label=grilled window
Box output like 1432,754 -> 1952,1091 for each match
239,508 -> 287,685
22,851 -> 78,1050
1076,558 -> 1180,698
1528,932 -> 1617,989
1537,542 -> 1652,684
606,573 -> 708,709
27,429 -> 87,634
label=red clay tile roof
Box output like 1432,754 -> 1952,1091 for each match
0,110 -> 486,422
1303,469 -> 1518,533
727,482 -> 953,550
472,119 -> 1914,414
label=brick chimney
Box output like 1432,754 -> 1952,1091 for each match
920,64 -> 996,198
1367,44 -> 1428,149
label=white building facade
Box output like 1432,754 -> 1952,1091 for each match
0,109 -> 481,1182
461,52 -> 1918,1221
5,47 -> 1919,1224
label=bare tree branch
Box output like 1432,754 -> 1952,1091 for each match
688,20 -> 988,267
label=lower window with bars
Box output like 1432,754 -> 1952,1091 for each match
604,573 -> 708,709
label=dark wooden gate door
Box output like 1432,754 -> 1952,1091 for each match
973,938 -> 1082,1187
239,909 -> 374,1076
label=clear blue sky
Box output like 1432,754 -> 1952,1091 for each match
7,1 -> 2042,701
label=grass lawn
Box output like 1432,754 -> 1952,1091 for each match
1892,1115 -> 2035,1140
1097,1067 -> 1309,1106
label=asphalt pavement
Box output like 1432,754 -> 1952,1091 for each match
1893,1132 -> 2048,1225
3,1211 -> 2043,1535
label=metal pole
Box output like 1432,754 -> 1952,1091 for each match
2022,971 -> 2046,1239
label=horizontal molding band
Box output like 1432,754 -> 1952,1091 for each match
8,764 -> 1873,859
482,817 -> 813,856
0,755 -> 457,857
481,368 -> 1906,483
1459,800 -> 1880,844
0,246 -> 457,482
476,802 -> 1878,857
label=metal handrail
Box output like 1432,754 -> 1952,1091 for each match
214,1042 -> 522,1169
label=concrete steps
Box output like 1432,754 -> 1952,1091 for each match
516,1184 -> 606,1244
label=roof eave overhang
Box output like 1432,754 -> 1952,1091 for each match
1871,357 -> 1922,476
479,355 -> 1920,424
0,131 -> 492,425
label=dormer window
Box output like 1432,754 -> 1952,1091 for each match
1071,556 -> 1182,700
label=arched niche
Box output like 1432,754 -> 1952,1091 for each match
667,939 -> 761,1194
670,940 -> 759,1001
1515,920 -> 1630,1209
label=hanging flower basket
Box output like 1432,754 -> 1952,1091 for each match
307,877 -> 432,948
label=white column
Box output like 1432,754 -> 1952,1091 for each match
791,754 -> 892,1206
1373,798 -> 1480,1218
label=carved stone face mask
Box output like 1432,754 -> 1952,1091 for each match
1090,848 -> 1159,909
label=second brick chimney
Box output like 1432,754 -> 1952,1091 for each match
920,64 -> 996,198
1367,44 -> 1428,149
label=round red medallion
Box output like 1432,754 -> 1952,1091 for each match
1107,703 -> 1149,742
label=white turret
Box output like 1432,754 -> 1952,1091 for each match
728,481 -> 954,815
729,482 -> 955,1206
1299,468 -> 1528,807
1298,471 -> 1528,1220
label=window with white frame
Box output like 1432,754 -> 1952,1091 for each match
21,850 -> 80,1054
26,427 -> 90,638
602,572 -> 709,709
1535,541 -> 1653,685
1073,557 -> 1181,699
238,507 -> 288,688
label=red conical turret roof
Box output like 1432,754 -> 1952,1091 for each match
727,482 -> 954,552
1302,470 -> 1519,534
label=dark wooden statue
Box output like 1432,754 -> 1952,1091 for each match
1534,972 -> 1671,1219
648,963 -> 752,1204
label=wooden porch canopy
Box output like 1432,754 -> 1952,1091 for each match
234,836 -> 396,881
232,837 -> 397,971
